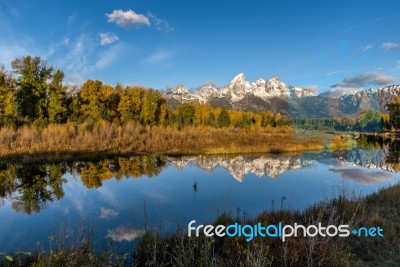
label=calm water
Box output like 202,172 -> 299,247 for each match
1,140 -> 400,253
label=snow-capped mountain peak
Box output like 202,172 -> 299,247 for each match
172,84 -> 190,94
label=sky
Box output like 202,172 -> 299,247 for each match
1,0 -> 400,94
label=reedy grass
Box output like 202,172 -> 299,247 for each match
0,121 -> 352,163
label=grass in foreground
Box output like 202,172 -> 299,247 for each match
1,182 -> 400,267
131,183 -> 400,267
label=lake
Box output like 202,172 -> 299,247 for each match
1,138 -> 400,253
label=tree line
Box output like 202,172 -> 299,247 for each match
292,109 -> 387,132
2,55 -> 399,132
0,56 -> 282,130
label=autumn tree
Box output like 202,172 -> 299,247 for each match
140,89 -> 166,125
118,86 -> 144,123
273,113 -> 281,127
79,80 -> 119,122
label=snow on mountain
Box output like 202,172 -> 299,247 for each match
165,73 -> 317,112
338,84 -> 400,113
165,73 -> 400,117
197,83 -> 219,104
165,84 -> 199,104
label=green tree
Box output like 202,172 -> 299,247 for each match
387,97 -> 400,130
218,108 -> 231,127
175,104 -> 196,126
0,65 -> 18,127
48,70 -> 68,123
357,110 -> 382,132
11,56 -> 56,123
207,112 -> 216,127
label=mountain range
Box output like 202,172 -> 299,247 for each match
165,73 -> 400,118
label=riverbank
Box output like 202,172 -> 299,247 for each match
0,122 -> 354,163
1,180 -> 399,266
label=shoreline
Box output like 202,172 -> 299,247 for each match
0,139 -> 352,165
0,123 -> 355,164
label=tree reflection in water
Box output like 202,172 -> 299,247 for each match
357,135 -> 400,171
0,142 -> 400,215
0,163 -> 66,214
0,155 -> 167,214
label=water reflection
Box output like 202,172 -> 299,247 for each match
328,168 -> 393,184
106,226 -> 144,242
1,143 -> 400,253
338,135 -> 400,172
0,155 -> 167,214
0,164 -> 66,214
1,138 -> 400,215
171,152 -> 334,181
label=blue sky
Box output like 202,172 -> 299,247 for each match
1,0 -> 400,94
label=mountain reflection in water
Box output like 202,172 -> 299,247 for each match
1,140 -> 400,254
1,138 -> 400,215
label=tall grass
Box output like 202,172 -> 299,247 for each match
0,121 -> 351,162
132,183 -> 400,267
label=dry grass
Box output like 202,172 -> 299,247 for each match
0,122 -> 352,161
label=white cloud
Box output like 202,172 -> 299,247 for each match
382,42 -> 400,50
106,10 -> 150,27
99,207 -> 119,219
360,44 -> 373,52
143,49 -> 172,65
147,12 -> 174,32
99,32 -> 119,46
106,226 -> 144,242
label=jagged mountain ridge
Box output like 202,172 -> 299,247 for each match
165,73 -> 317,116
165,73 -> 400,118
